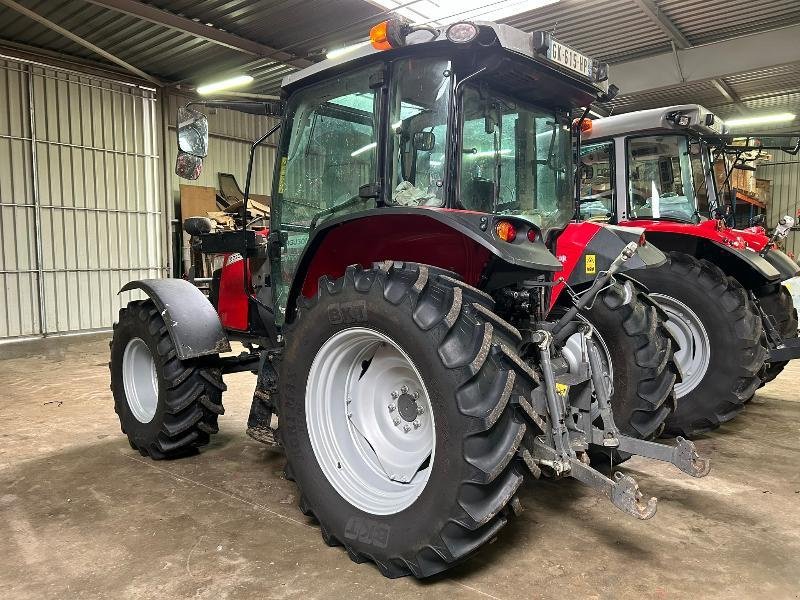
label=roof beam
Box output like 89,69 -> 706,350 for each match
85,0 -> 312,69
632,0 -> 690,49
632,0 -> 750,114
0,0 -> 162,84
610,24 -> 800,99
710,79 -> 749,116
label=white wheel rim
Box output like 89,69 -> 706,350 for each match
651,293 -> 711,398
305,327 -> 435,515
122,337 -> 159,423
562,328 -> 613,421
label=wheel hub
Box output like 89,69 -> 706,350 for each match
122,337 -> 159,424
650,293 -> 711,398
397,393 -> 420,423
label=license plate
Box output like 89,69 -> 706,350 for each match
547,40 -> 592,78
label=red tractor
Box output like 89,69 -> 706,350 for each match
110,20 -> 708,577
578,104 -> 800,436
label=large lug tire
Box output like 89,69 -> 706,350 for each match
631,252 -> 766,437
574,282 -> 678,464
109,299 -> 226,459
279,262 -> 538,578
758,285 -> 798,384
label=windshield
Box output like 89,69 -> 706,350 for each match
459,85 -> 573,231
627,135 -> 698,222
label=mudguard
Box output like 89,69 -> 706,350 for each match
552,222 -> 667,305
120,279 -> 231,360
763,248 -> 800,280
703,240 -> 781,289
286,207 -> 564,317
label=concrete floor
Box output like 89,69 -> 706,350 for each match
1,338 -> 799,600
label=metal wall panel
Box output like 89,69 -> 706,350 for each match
759,155 -> 800,259
0,57 -> 164,340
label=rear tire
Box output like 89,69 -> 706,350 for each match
109,299 -> 226,459
631,252 -> 766,437
575,281 -> 678,464
757,285 -> 798,383
279,262 -> 538,578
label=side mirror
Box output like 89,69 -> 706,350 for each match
177,106 -> 209,157
175,153 -> 204,180
175,106 -> 209,180
413,131 -> 435,152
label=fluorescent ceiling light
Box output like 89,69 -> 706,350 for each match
197,75 -> 253,96
327,40 -> 371,60
365,0 -> 559,26
725,113 -> 796,128
351,142 -> 377,157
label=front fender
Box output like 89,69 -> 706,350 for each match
120,279 -> 230,360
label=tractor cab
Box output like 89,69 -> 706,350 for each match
578,103 -> 799,240
176,20 -> 620,328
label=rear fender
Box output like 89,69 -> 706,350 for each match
550,222 -> 667,308
286,207 -> 563,321
120,279 -> 230,360
641,229 -> 783,289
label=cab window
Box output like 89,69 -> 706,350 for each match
579,141 -> 614,221
273,66 -> 381,316
387,57 -> 452,206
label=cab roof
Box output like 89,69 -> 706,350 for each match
280,20 -> 610,103
584,104 -> 728,141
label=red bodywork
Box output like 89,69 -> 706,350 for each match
622,218 -> 770,253
550,221 -> 603,308
300,213 -> 492,298
215,229 -> 268,331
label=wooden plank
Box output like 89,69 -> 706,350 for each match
179,184 -> 219,221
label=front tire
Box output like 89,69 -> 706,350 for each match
109,300 -> 226,459
279,262 -> 537,578
631,252 -> 766,437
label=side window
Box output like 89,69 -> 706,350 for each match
273,67 -> 381,316
627,135 -> 696,221
579,141 -> 614,220
388,58 -> 451,206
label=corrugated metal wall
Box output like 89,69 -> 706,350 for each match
0,56 -> 165,340
758,155 -> 800,258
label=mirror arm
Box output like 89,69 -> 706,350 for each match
241,121 -> 282,302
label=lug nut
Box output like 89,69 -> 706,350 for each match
388,404 -> 396,412
413,421 -> 420,429
391,390 -> 399,399
416,405 -> 424,415
403,424 -> 411,433
393,417 -> 401,426
413,390 -> 420,399
400,385 -> 408,394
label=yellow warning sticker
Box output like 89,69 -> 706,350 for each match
585,254 -> 596,275
277,156 -> 287,194
555,383 -> 569,397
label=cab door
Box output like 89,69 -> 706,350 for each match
269,66 -> 384,323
